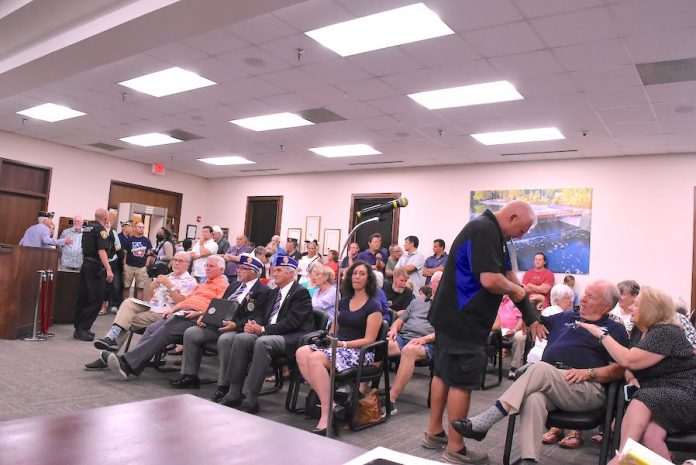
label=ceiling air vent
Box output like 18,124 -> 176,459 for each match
240,168 -> 279,173
500,149 -> 578,157
348,160 -> 404,166
164,129 -> 202,141
298,108 -> 346,123
88,142 -> 123,151
637,57 -> 696,86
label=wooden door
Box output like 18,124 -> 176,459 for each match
0,159 -> 51,244
349,193 -> 402,250
244,196 -> 283,247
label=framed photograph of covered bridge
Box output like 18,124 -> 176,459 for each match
470,188 -> 593,274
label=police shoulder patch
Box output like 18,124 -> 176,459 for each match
100,230 -> 109,239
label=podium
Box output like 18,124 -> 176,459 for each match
0,245 -> 58,339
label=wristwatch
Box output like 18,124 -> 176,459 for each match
587,368 -> 597,379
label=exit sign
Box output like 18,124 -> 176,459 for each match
152,163 -> 165,175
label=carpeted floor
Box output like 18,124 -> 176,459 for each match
0,314 -> 676,464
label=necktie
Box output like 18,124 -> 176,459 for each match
268,290 -> 282,321
227,282 -> 247,302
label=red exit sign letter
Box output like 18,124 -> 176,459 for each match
152,163 -> 165,175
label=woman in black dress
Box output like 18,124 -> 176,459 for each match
295,261 -> 382,434
579,286 -> 696,463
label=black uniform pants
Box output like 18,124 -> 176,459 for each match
73,260 -> 106,331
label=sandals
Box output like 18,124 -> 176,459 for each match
559,430 -> 583,449
590,433 -> 603,444
541,427 -> 563,444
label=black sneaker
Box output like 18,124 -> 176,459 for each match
73,329 -> 94,341
85,351 -> 109,370
94,337 -> 118,352
210,387 -> 228,403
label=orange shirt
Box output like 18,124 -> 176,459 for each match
179,275 -> 229,312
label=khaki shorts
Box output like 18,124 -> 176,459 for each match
123,264 -> 148,288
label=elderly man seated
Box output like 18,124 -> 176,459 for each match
84,252 -> 197,369
170,254 -> 271,390
104,255 -> 229,379
387,271 -> 442,413
217,255 -> 313,413
451,279 -> 629,465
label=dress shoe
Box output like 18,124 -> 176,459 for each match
239,402 -> 259,414
94,337 -> 118,352
210,388 -> 228,403
219,397 -> 242,408
312,418 -> 339,436
73,330 -> 95,341
107,353 -> 131,380
169,375 -> 200,389
85,351 -> 109,370
450,419 -> 488,441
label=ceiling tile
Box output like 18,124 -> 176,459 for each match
259,68 -> 325,92
652,102 -> 696,121
271,0 -> 352,32
218,46 -> 294,76
570,65 -> 643,92
430,59 -> 503,86
584,87 -> 649,110
258,33 -> 340,66
225,76 -> 286,99
530,6 -> 618,48
645,81 -> 696,104
606,121 -> 662,137
427,0 -> 524,32
226,12 -> 299,44
511,0 -> 604,19
366,96 -> 422,115
552,38 -> 633,72
336,78 -> 401,101
513,72 -> 581,97
183,28 -> 250,56
144,42 -> 210,65
399,34 -> 480,67
624,27 -> 696,63
597,105 -> 656,124
609,0 -> 696,36
348,48 -> 424,77
185,57 -> 249,84
489,50 -> 564,78
463,21 -> 546,58
381,68 -> 451,93
301,58 -> 374,83
324,100 -> 384,119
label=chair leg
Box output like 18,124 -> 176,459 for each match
503,414 -> 518,465
122,331 -> 134,353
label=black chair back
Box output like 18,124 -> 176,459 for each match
313,309 -> 329,331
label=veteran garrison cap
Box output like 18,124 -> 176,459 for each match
273,255 -> 298,269
239,253 -> 263,273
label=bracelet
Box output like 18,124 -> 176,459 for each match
598,333 -> 606,343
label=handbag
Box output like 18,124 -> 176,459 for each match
354,388 -> 382,426
147,262 -> 169,278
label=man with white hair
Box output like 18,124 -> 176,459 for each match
387,271 -> 442,413
59,215 -> 83,270
211,225 -> 229,256
173,253 -> 271,391
105,255 -> 228,379
19,211 -> 73,248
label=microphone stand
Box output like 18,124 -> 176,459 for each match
325,214 -> 382,437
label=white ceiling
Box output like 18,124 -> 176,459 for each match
1,0 -> 696,178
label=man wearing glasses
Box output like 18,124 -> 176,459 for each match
84,251 -> 197,370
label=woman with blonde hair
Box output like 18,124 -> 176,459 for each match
310,264 -> 337,325
579,286 -> 696,464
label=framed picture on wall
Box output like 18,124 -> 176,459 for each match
323,229 -> 341,256
186,224 -> 197,239
305,216 -> 321,243
287,228 -> 302,243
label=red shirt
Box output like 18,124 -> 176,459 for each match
522,268 -> 555,308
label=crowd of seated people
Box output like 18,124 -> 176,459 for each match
74,221 -> 696,465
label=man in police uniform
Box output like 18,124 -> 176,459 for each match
73,208 -> 114,341
425,200 -> 545,465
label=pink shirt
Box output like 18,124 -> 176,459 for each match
497,296 -> 521,330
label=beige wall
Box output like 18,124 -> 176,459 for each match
0,130 -> 210,239
207,154 -> 696,301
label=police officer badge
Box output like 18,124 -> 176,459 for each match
208,306 -> 217,314
100,230 -> 109,239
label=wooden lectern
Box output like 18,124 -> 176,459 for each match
0,245 -> 58,339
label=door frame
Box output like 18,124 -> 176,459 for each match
244,195 -> 283,241
349,192 -> 401,245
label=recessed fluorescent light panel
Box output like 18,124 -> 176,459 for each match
471,127 -> 565,145
17,103 -> 86,122
408,81 -> 523,110
119,133 -> 183,147
309,144 -> 381,158
119,67 -> 216,97
305,3 -> 454,57
230,112 -> 314,131
198,156 -> 255,166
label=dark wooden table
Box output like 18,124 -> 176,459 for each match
0,394 -> 366,465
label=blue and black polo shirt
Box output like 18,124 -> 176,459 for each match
428,209 -> 512,346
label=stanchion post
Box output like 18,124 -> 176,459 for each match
25,270 -> 47,341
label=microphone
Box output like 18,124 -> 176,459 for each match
356,197 -> 408,218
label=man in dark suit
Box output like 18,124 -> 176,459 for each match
219,255 -> 313,413
170,253 -> 271,390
